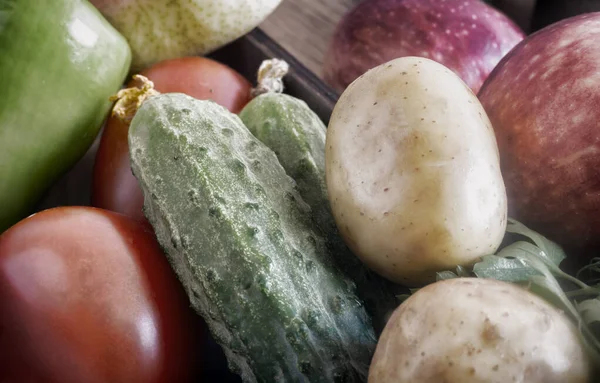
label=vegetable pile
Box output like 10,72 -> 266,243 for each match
2,0 -> 600,382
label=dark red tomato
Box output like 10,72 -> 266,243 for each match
0,207 -> 204,383
138,56 -> 252,114
92,56 -> 252,222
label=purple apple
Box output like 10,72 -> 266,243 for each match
478,13 -> 600,260
323,0 -> 525,93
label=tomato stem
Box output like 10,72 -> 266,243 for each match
109,75 -> 161,124
251,59 -> 290,97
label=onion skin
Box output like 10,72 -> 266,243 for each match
323,0 -> 524,94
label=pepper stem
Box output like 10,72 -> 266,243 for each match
109,74 -> 160,124
251,59 -> 290,97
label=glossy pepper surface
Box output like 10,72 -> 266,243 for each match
0,0 -> 131,232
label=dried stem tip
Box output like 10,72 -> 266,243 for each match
110,74 -> 161,124
251,58 -> 290,97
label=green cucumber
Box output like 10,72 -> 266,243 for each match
240,79 -> 400,333
240,93 -> 328,228
128,93 -> 376,383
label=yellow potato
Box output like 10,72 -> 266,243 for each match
325,57 -> 507,286
369,278 -> 591,383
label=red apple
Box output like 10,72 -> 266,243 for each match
478,13 -> 600,260
323,0 -> 525,94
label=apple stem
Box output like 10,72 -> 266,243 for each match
110,74 -> 161,124
251,59 -> 290,97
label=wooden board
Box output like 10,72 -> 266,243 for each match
260,0 -> 360,79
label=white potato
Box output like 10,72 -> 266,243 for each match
325,57 -> 507,286
369,278 -> 592,383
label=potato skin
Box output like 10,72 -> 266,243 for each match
368,278 -> 592,383
325,57 -> 507,286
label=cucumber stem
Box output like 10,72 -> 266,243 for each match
110,74 -> 160,124
251,59 -> 290,97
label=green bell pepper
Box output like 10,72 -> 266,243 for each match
0,0 -> 131,232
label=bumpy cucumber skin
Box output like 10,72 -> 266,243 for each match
240,94 -> 328,222
128,93 -> 376,383
240,93 -> 400,333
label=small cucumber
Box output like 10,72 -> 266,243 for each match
240,92 -> 328,225
128,93 -> 376,383
240,61 -> 401,332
